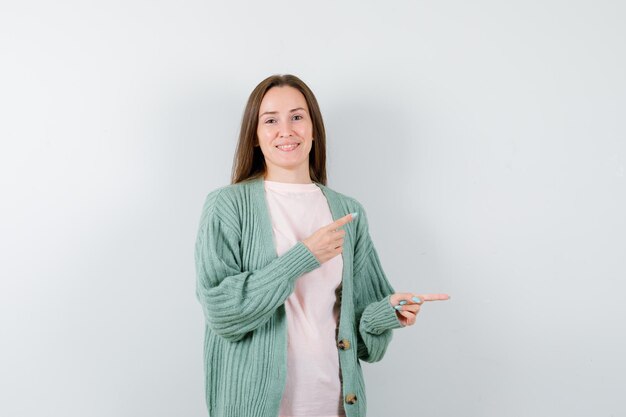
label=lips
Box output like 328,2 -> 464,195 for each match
276,143 -> 300,151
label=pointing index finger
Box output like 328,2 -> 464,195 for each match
417,294 -> 451,302
328,212 -> 357,230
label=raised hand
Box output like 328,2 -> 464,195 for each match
302,213 -> 356,264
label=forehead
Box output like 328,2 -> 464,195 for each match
259,86 -> 308,111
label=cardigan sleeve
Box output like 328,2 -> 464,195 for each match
352,203 -> 404,363
194,190 -> 321,343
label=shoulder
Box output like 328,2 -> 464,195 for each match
200,184 -> 233,216
317,184 -> 372,236
317,183 -> 366,213
199,179 -> 255,231
202,180 -> 248,206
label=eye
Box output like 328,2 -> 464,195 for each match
293,114 -> 303,121
264,118 -> 276,124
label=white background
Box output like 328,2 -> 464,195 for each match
1,1 -> 624,416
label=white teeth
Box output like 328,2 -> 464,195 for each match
277,143 -> 299,151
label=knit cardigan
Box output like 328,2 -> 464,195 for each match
194,175 -> 404,417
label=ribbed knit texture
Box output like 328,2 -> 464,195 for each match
194,176 -> 404,417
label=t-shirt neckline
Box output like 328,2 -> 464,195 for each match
263,179 -> 320,193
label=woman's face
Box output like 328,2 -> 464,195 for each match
256,86 -> 314,177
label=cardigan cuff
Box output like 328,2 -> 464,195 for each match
278,241 -> 322,282
360,294 -> 405,335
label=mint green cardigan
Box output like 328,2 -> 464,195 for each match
194,175 -> 404,417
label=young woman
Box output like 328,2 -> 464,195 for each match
194,74 -> 450,417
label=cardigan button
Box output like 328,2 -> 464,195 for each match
345,393 -> 357,404
337,338 -> 350,350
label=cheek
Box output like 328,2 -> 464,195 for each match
257,125 -> 276,138
298,123 -> 313,137
256,127 -> 269,142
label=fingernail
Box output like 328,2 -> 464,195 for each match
394,305 -> 403,310
350,212 -> 358,218
412,296 -> 422,303
399,300 -> 407,305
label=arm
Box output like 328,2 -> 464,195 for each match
194,190 -> 321,342
352,204 -> 404,363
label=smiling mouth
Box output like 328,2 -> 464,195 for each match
276,143 -> 300,152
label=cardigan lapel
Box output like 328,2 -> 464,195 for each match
250,176 -> 279,261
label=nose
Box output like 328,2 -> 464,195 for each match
278,119 -> 293,137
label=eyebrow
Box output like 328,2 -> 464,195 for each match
259,107 -> 307,118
